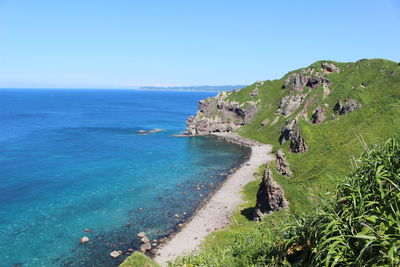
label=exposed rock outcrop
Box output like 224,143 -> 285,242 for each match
333,99 -> 361,116
253,165 -> 288,221
277,94 -> 306,116
255,81 -> 264,86
279,69 -> 331,116
276,150 -> 292,177
279,119 -> 297,144
185,91 -> 258,135
250,87 -> 259,97
321,62 -> 340,73
322,83 -> 331,99
284,73 -> 309,92
311,106 -> 326,124
261,118 -> 269,127
280,119 -> 308,153
307,72 -> 331,89
289,121 -> 308,153
244,102 -> 258,124
283,69 -> 331,92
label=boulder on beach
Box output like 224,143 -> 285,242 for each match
141,236 -> 149,243
140,243 -> 151,252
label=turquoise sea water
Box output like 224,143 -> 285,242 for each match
0,89 -> 250,267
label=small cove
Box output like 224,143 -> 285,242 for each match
0,89 -> 250,266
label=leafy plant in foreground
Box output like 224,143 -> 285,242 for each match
284,138 -> 400,266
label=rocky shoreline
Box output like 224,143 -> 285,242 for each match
152,132 -> 274,266
210,132 -> 263,147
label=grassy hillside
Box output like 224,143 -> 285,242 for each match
236,59 -> 400,213
170,59 -> 400,266
122,59 -> 400,266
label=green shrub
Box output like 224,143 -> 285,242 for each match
284,138 -> 400,266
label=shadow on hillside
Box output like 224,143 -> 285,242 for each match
240,207 -> 255,221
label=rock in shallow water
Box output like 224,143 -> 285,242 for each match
109,251 -> 122,258
141,236 -> 149,243
80,236 -> 90,244
140,243 -> 151,252
137,232 -> 146,238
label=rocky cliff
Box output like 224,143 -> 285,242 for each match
185,61 -> 362,140
185,91 -> 258,135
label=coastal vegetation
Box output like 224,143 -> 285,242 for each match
172,137 -> 400,266
122,59 -> 400,266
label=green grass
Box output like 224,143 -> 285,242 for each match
238,58 -> 400,213
282,138 -> 400,266
122,59 -> 400,266
171,137 -> 400,266
120,252 -> 160,267
167,59 -> 400,266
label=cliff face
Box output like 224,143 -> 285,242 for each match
185,62 -> 349,138
185,91 -> 258,135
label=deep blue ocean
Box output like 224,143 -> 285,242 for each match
0,89 -> 250,267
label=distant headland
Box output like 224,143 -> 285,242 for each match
137,85 -> 247,92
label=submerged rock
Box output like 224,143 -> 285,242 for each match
80,236 -> 90,244
137,232 -> 146,238
109,251 -> 122,258
276,150 -> 292,177
333,99 -> 361,116
253,165 -> 288,220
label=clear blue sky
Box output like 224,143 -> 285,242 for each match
0,0 -> 399,88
